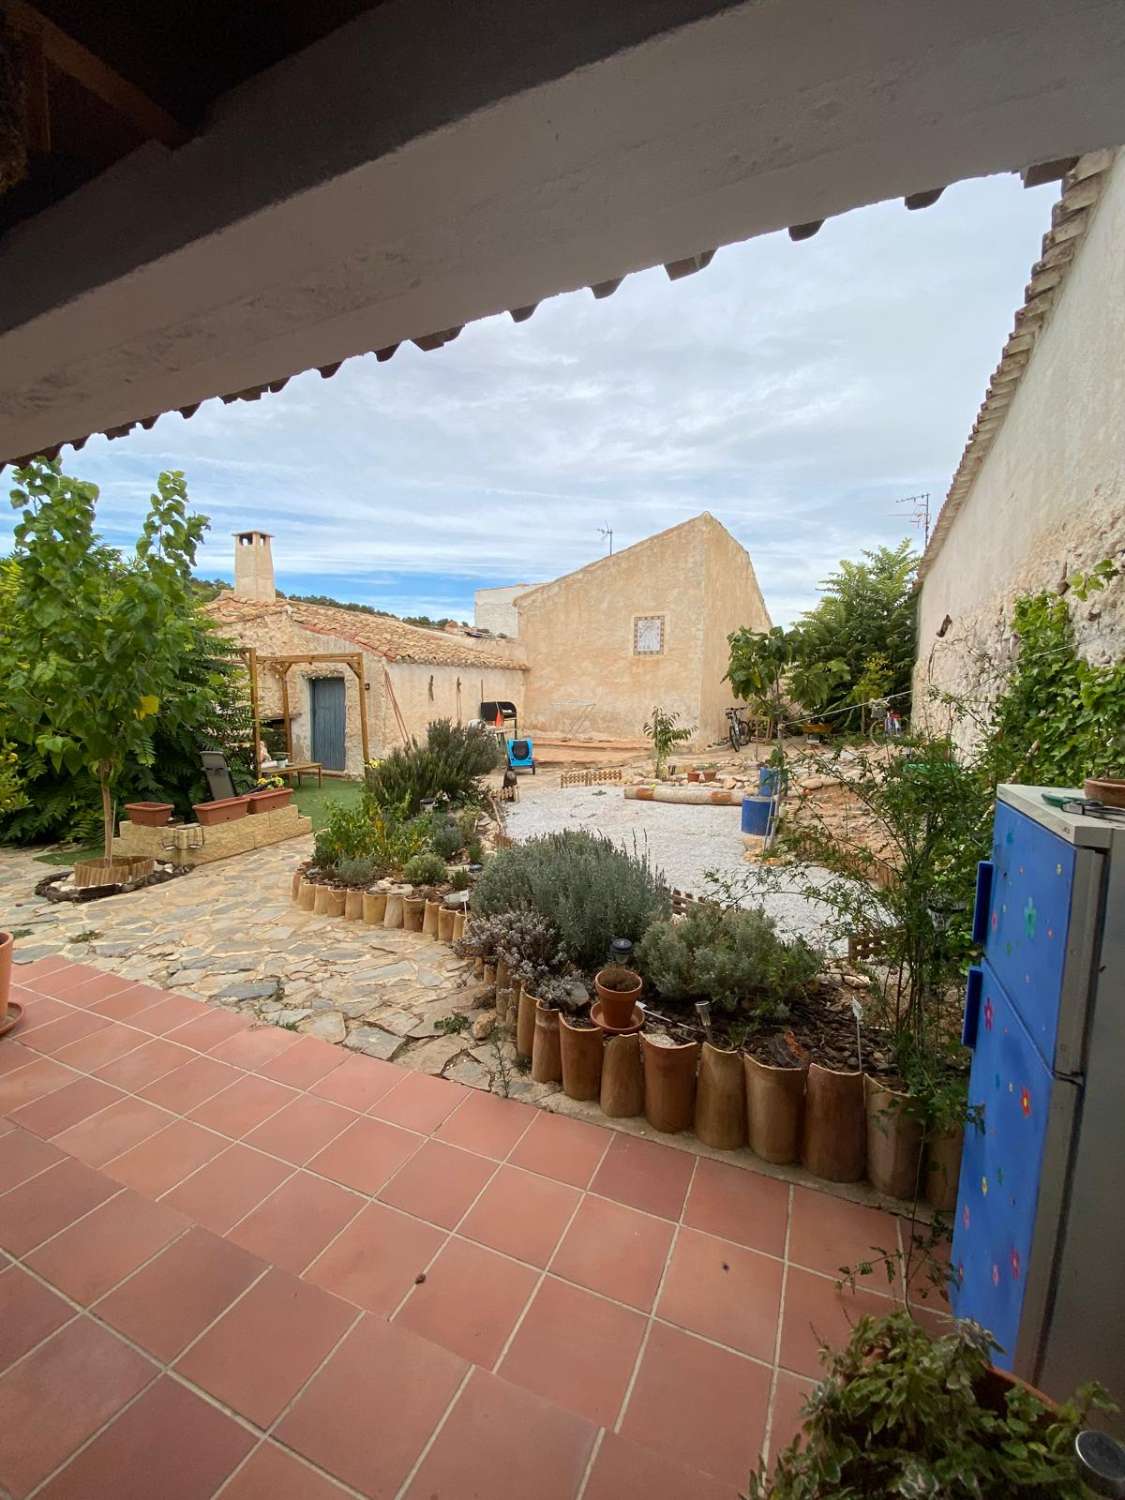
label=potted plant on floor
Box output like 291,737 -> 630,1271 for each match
246,774 -> 293,814
748,1309 -> 1113,1499
643,705 -> 693,780
0,927 -> 13,1032
123,801 -> 174,827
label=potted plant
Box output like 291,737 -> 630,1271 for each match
0,928 -> 13,1031
246,775 -> 293,814
123,801 -> 174,827
593,964 -> 644,1029
701,762 -> 719,783
687,767 -> 702,783
554,982 -> 602,1100
192,793 -> 251,826
748,1309 -> 1113,1499
643,705 -> 693,780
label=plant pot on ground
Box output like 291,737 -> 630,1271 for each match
0,930 -> 12,1027
642,1032 -> 700,1133
594,965 -> 643,1029
403,895 -> 426,932
864,1074 -> 924,1199
802,1061 -> 865,1182
744,1050 -> 806,1164
363,889 -> 388,925
123,802 -> 173,827
694,1041 -> 746,1150
422,898 -> 442,938
193,795 -> 251,826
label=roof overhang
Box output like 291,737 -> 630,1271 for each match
3,0 -> 1125,466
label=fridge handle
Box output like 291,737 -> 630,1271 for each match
963,966 -> 984,1049
972,860 -> 994,944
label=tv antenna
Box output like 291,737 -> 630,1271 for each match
894,492 -> 931,548
597,525 -> 614,556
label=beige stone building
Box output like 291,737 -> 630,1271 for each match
205,533 -> 527,775
516,513 -> 770,745
915,150 -> 1125,749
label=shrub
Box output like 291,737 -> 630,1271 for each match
335,855 -> 380,887
470,831 -> 670,975
313,797 -> 429,878
429,816 -> 464,861
365,719 -> 502,814
313,800 -> 376,868
637,904 -> 820,1018
402,851 -> 447,886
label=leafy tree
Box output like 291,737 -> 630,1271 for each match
642,706 -> 692,775
1,461 -> 212,862
724,626 -> 792,733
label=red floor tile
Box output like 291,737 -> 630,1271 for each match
59,971 -> 138,1009
228,1171 -> 363,1275
656,1226 -> 783,1360
277,1314 -> 467,1496
256,1035 -> 346,1090
219,1443 -> 349,1500
175,1266 -> 354,1428
103,1119 -> 227,1197
0,1317 -> 155,1499
778,1266 -> 892,1380
160,1144 -> 292,1234
209,1025 -> 302,1071
10,993 -> 74,1036
130,993 -> 208,1035
0,1040 -> 41,1077
51,1021 -> 147,1073
304,1201 -> 445,1315
434,1088 -> 536,1159
584,1432 -> 742,1500
404,1367 -> 597,1500
394,1236 -> 537,1368
0,1265 -> 74,1375
94,1226 -> 263,1362
51,1094 -> 171,1168
683,1157 -> 790,1258
36,1374 -> 256,1500
768,1371 -> 814,1463
371,1070 -> 469,1134
243,1093 -> 355,1165
589,1133 -> 695,1221
188,1073 -> 296,1138
307,1115 -> 422,1195
9,1074 -> 122,1139
310,1051 -> 401,1112
0,1126 -> 63,1193
0,1054 -> 74,1114
787,1186 -> 901,1278
620,1321 -> 770,1488
91,984 -> 173,1022
139,1054 -> 242,1114
20,1008 -> 110,1055
378,1138 -> 496,1228
93,1036 -> 194,1090
508,1110 -> 610,1189
26,963 -> 103,998
164,1007 -> 254,1053
10,955 -> 71,984
0,1156 -> 119,1255
499,1276 -> 645,1427
460,1164 -> 580,1267
27,1188 -> 188,1305
551,1194 -> 674,1311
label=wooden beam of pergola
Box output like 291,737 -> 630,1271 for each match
256,652 -> 369,768
6,0 -> 190,149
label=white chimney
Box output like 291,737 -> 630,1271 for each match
233,530 -> 276,601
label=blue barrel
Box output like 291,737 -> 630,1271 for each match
757,765 -> 784,797
741,793 -> 775,835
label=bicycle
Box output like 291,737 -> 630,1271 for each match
726,705 -> 753,753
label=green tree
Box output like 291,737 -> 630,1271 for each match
1,461 -> 209,862
643,706 -> 693,775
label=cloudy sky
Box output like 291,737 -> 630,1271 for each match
4,173 -> 1052,627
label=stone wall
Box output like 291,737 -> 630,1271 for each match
699,517 -> 773,745
915,151 -> 1125,752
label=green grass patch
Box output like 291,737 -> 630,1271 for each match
33,843 -> 101,867
293,779 -> 364,831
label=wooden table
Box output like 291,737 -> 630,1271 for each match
271,761 -> 323,788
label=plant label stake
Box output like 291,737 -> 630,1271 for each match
851,997 -> 863,1073
695,1000 -> 713,1042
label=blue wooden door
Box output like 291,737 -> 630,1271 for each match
310,678 -> 346,770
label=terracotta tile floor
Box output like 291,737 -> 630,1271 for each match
0,959 -> 919,1498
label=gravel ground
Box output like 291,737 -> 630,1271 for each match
503,780 -> 840,948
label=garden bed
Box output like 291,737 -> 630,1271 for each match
36,863 -> 190,903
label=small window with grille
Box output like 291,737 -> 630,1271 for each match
633,615 -> 665,655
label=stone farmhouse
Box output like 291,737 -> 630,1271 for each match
208,513 -> 769,768
915,149 -> 1125,747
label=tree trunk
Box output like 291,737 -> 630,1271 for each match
99,771 -> 114,861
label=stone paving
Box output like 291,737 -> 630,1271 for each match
0,839 -> 548,1103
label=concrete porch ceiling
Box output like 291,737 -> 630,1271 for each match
1,0 -> 1125,468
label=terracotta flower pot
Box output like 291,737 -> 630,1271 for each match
72,855 -> 155,889
642,1034 -> 700,1133
383,890 -> 405,929
344,889 -> 364,921
601,1033 -> 644,1117
594,966 -> 643,1030
437,907 -> 456,942
744,1053 -> 805,1164
363,889 -> 388,925
560,1014 -> 604,1101
516,986 -> 537,1060
313,884 -> 333,916
694,1043 -> 746,1150
687,769 -> 702,783
247,787 -> 293,814
192,795 -> 250,826
802,1062 -> 866,1182
325,888 -> 346,919
1084,776 -> 1125,808
531,1002 -> 563,1083
403,896 -> 426,932
865,1075 -> 924,1199
124,801 -> 173,828
702,769 -> 718,782
925,1125 -> 964,1211
422,899 -> 441,938
290,868 -> 304,902
0,930 -> 12,1027
298,878 -> 317,912
452,910 -> 467,943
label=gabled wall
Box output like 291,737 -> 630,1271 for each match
699,517 -> 773,743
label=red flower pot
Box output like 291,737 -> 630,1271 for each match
247,788 -> 294,814
123,802 -> 173,828
192,795 -> 250,826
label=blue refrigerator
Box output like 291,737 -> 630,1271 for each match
951,784 -> 1125,1406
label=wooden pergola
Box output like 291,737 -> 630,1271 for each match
241,649 -> 369,776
